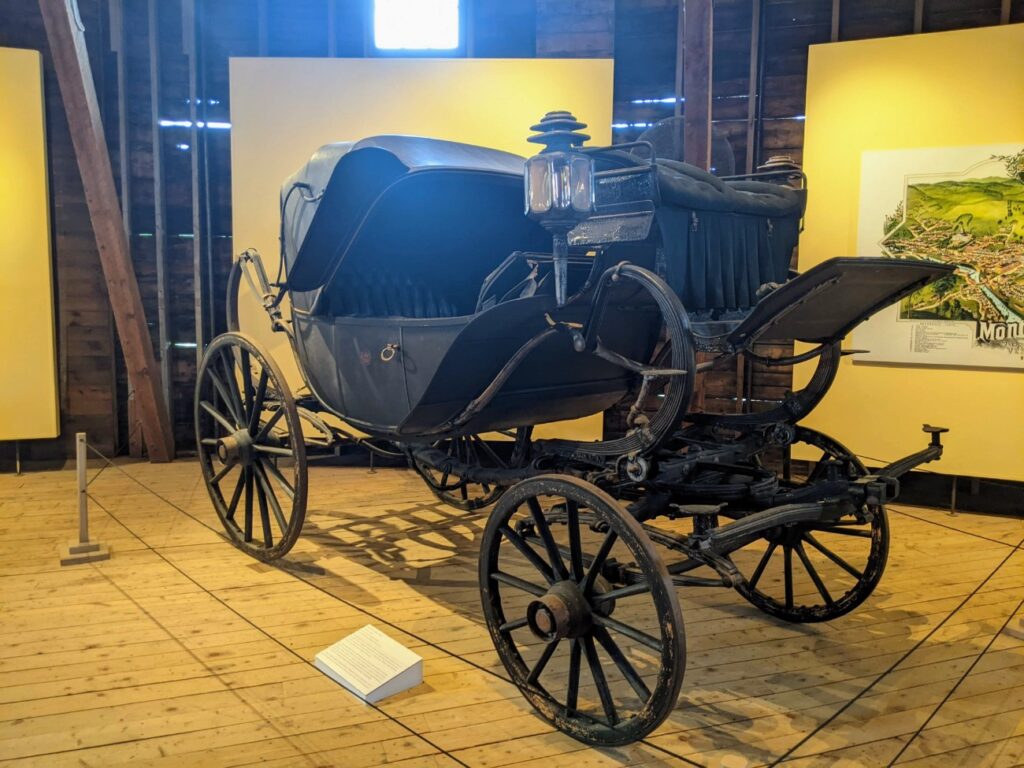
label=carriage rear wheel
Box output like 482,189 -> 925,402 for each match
480,475 -> 685,746
413,430 -> 528,511
733,428 -> 889,623
195,333 -> 307,561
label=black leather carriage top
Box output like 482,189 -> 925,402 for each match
278,135 -> 806,316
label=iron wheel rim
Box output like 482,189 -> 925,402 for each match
734,427 -> 889,623
480,475 -> 685,746
195,332 -> 307,561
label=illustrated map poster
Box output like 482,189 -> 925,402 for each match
853,144 -> 1024,369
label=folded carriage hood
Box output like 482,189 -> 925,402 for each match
655,158 -> 806,218
282,136 -> 531,292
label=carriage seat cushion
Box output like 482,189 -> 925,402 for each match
319,270 -> 459,318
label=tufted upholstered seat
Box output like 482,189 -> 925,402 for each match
320,270 -> 460,318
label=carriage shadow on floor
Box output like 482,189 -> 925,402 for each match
256,467 -> 964,765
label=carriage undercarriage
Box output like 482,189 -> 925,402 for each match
195,124 -> 953,746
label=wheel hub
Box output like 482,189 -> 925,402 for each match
216,429 -> 255,466
527,580 -> 593,642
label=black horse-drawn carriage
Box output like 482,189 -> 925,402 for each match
195,112 -> 952,745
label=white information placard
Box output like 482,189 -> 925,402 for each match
315,625 -> 423,704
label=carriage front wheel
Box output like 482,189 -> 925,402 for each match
480,475 -> 685,746
195,332 -> 308,561
733,427 -> 889,622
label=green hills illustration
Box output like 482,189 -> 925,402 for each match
880,174 -> 1024,323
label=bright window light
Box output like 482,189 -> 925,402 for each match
374,0 -> 459,50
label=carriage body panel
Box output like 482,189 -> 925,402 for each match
281,136 -> 812,438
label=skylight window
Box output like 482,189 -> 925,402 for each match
374,0 -> 460,50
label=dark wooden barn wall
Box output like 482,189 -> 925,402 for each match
1,0 -> 1020,462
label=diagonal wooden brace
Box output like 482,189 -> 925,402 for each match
39,0 -> 174,461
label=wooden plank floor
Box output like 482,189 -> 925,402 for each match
0,459 -> 1021,767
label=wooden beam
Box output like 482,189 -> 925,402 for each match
913,0 -> 925,33
38,0 -> 174,461
1000,0 -> 1011,24
183,0 -> 207,369
831,0 -> 841,42
109,0 -> 143,458
682,0 -> 712,170
668,0 -> 684,162
147,0 -> 173,440
745,0 -> 762,174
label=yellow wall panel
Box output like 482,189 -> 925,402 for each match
229,57 -> 614,439
0,47 -> 58,441
799,25 -> 1024,481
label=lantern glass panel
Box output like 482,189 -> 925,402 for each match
570,155 -> 594,213
526,156 -> 553,215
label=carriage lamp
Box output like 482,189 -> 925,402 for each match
525,111 -> 596,306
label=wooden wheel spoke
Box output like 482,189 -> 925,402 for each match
500,525 -> 555,584
803,532 -> 863,579
254,445 -> 294,457
254,474 -> 273,547
499,617 -> 528,633
808,525 -> 872,538
225,472 -> 245,521
248,368 -> 269,433
254,462 -> 289,534
254,406 -> 286,443
565,499 -> 584,581
581,531 -> 619,595
218,349 -> 245,420
243,468 -> 254,542
593,625 -> 651,703
526,498 -> 569,580
239,349 -> 255,417
583,635 -> 618,726
783,545 -> 794,609
210,459 -> 237,486
808,451 -> 831,483
207,370 -> 244,427
491,571 -> 547,597
261,458 -> 296,501
747,541 -> 778,591
591,614 -> 661,652
200,400 -> 236,433
566,638 -> 582,712
527,639 -> 559,686
592,581 -> 652,605
795,540 -> 833,605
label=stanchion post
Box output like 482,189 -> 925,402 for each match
59,432 -> 111,565
77,432 -> 88,543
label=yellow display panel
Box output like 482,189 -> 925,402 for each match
229,57 -> 614,439
0,47 -> 58,441
798,24 -> 1024,481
